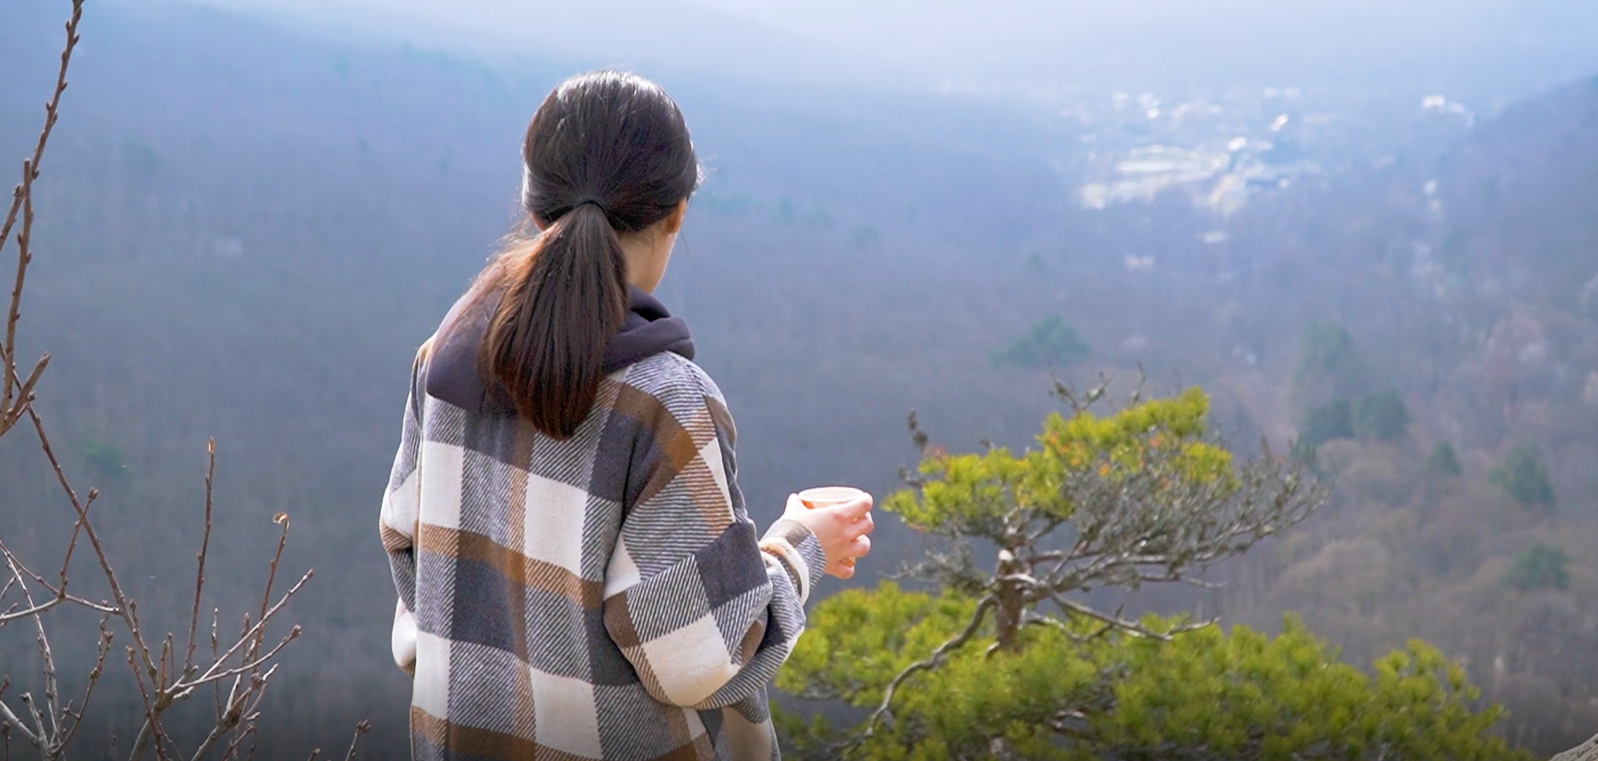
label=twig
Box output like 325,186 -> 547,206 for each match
0,540 -> 65,751
27,406 -> 162,693
0,592 -> 64,626
126,645 -> 168,761
170,625 -> 302,699
183,440 -> 217,679
217,724 -> 255,761
186,685 -> 253,761
249,515 -> 291,665
0,697 -> 38,750
2,0 -> 82,412
343,721 -> 370,761
29,587 -> 62,744
177,571 -> 311,696
210,608 -> 222,719
58,616 -> 115,750
0,355 -> 48,439
0,537 -> 115,615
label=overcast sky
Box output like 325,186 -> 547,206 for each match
134,0 -> 1598,104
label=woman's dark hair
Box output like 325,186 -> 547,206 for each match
476,70 -> 699,438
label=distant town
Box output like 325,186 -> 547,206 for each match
1060,86 -> 1477,214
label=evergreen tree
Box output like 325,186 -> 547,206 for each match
1502,543 -> 1570,591
1294,321 -> 1367,397
1300,398 -> 1354,447
1489,444 -> 1556,509
992,316 -> 1092,368
777,384 -> 1522,759
1426,443 -> 1463,476
1354,390 -> 1411,441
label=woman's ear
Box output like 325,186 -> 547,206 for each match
661,199 -> 689,236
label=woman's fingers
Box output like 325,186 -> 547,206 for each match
837,494 -> 874,521
848,534 -> 871,559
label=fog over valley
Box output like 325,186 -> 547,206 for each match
3,0 -> 1598,757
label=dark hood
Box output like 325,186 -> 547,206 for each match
424,285 -> 695,415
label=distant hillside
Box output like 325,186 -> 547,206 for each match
0,1 -> 1078,756
1440,75 -> 1598,312
5,0 -> 1598,757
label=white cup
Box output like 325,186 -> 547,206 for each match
795,486 -> 869,568
796,486 -> 868,509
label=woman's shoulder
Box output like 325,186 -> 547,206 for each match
613,352 -> 728,415
615,351 -> 724,400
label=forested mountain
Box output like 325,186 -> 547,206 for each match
1,0 -> 1596,757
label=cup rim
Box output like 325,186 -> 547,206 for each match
797,485 -> 866,506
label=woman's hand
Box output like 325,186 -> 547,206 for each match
783,492 -> 874,579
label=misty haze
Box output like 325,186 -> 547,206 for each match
3,0 -> 1598,758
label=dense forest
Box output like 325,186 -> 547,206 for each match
2,0 -> 1596,757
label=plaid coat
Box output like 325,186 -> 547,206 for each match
380,291 -> 825,761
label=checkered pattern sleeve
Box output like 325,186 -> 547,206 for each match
379,343 -> 428,676
602,368 -> 826,710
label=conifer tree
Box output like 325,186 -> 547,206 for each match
777,382 -> 1526,760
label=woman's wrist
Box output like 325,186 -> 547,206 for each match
759,519 -> 825,602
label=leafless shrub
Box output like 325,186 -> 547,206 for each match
0,2 -> 364,758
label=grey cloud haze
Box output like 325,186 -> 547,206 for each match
146,0 -> 1598,104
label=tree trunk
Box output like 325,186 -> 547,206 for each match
994,549 -> 1026,652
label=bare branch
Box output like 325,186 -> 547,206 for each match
126,646 -> 168,761
58,617 -> 115,750
343,721 -> 371,761
0,593 -> 65,626
843,597 -> 996,757
184,440 -> 217,679
247,514 -> 292,666
0,518 -> 114,615
1048,591 -> 1210,641
187,683 -> 254,761
2,0 -> 83,413
171,625 -> 302,699
27,405 -> 164,692
178,570 -> 311,695
0,538 -> 66,749
0,699 -> 39,750
0,354 -> 48,440
218,724 -> 255,761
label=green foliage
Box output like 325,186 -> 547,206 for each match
1305,390 -> 1412,448
1426,443 -> 1463,476
1489,444 -> 1556,509
1501,543 -> 1570,591
80,439 -> 129,482
119,135 -> 161,181
991,316 -> 1091,369
1289,436 -> 1321,473
1353,390 -> 1410,441
1300,398 -> 1353,448
886,387 -> 1233,539
778,583 -> 1528,761
1295,321 -> 1366,395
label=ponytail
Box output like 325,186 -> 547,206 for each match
481,202 -> 629,439
469,70 -> 698,438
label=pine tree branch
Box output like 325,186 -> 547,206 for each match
842,596 -> 996,757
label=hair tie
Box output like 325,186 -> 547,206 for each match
574,198 -> 608,214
